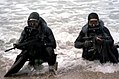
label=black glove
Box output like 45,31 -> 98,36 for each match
24,26 -> 39,36
84,40 -> 92,47
24,27 -> 32,34
13,43 -> 19,48
96,36 -> 104,45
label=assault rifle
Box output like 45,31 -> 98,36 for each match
83,34 -> 110,52
83,35 -> 119,63
83,36 -> 96,52
4,37 -> 42,77
4,27 -> 46,77
5,27 -> 45,52
5,38 -> 39,52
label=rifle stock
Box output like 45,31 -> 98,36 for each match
5,27 -> 47,52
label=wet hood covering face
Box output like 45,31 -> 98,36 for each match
88,12 -> 99,20
27,12 -> 48,32
81,20 -> 106,37
28,12 -> 40,21
88,13 -> 100,28
27,12 -> 40,28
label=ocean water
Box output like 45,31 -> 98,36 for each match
0,0 -> 119,74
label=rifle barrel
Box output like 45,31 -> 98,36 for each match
5,47 -> 15,52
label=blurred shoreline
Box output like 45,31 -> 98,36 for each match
1,60 -> 119,79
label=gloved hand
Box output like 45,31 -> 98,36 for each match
13,43 -> 19,48
84,40 -> 92,47
96,36 -> 104,45
24,26 -> 32,34
13,43 -> 26,49
25,26 -> 39,36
